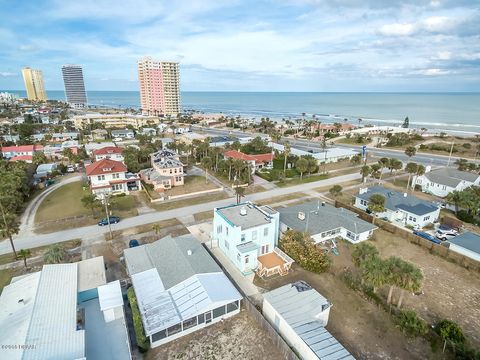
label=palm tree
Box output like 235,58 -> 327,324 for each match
377,157 -> 390,182
396,261 -> 423,308
405,162 -> 418,192
367,194 -> 385,224
44,244 -> 67,264
360,165 -> 370,183
18,248 -> 31,268
445,190 -> 463,215
405,146 -> 417,159
283,142 -> 291,175
350,154 -> 362,166
225,157 -> 234,181
295,157 -> 309,179
81,193 -> 101,217
369,164 -> 381,183
388,158 -> 403,183
413,164 -> 425,191
385,256 -> 404,304
235,185 -> 245,204
201,156 -> 212,184
361,256 -> 387,293
351,242 -> 379,267
152,224 -> 161,235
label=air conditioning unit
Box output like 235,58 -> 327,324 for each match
298,212 -> 305,220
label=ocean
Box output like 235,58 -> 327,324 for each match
4,90 -> 480,134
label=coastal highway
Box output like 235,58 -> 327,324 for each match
192,126 -> 477,167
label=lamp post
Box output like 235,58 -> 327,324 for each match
102,192 -> 113,239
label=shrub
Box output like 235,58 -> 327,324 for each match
127,287 -> 150,351
462,143 -> 471,149
395,310 -> 428,338
419,144 -> 428,150
457,210 -> 476,224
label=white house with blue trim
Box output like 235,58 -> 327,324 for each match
213,202 -> 280,275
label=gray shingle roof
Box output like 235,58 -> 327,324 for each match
279,201 -> 376,235
424,168 -> 480,188
124,235 -> 220,289
448,232 -> 480,254
356,186 -> 439,216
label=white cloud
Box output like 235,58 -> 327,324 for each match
416,68 -> 451,76
0,72 -> 17,77
378,23 -> 416,36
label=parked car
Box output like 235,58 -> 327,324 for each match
66,165 -> 75,173
413,230 -> 441,244
98,216 -> 120,226
435,229 -> 458,241
129,239 -> 139,248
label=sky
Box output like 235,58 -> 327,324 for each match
0,0 -> 479,92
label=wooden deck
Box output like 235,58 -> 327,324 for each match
257,248 -> 294,277
258,252 -> 285,269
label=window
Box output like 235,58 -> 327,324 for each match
241,233 -> 246,242
197,313 -> 205,324
224,239 -> 229,249
213,305 -> 226,319
264,227 -> 268,237
112,173 -> 120,179
423,216 -> 430,221
226,227 -> 229,236
252,231 -> 257,241
227,301 -> 239,313
237,253 -> 241,262
245,255 -> 249,264
166,323 -> 182,336
360,199 -> 367,206
97,175 -> 105,181
442,185 -> 447,190
216,225 -> 222,234
182,316 -> 197,331
152,329 -> 167,342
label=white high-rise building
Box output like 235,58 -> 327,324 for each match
62,65 -> 87,108
138,57 -> 181,116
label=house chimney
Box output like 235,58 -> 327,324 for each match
298,211 -> 306,220
187,249 -> 192,256
240,207 -> 247,216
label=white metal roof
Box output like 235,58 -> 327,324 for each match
98,280 -> 123,311
77,256 -> 106,292
0,272 -> 41,360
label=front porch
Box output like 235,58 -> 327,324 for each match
257,247 -> 294,278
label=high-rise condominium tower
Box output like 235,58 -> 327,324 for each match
62,65 -> 87,108
138,57 -> 181,116
21,67 -> 47,101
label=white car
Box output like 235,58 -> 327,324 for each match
435,229 -> 458,241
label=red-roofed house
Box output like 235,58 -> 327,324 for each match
85,158 -> 141,197
1,145 -> 43,159
223,150 -> 274,173
9,155 -> 33,163
93,146 -> 124,162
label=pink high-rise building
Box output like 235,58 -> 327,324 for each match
138,57 -> 181,117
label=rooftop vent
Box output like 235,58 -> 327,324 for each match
240,207 -> 247,216
321,202 -> 326,206
18,298 -> 25,304
359,187 -> 368,194
187,249 -> 192,256
403,193 -> 408,197
298,211 -> 306,220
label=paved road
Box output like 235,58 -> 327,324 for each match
18,174 -> 83,238
0,172 -> 360,254
193,126 -> 477,167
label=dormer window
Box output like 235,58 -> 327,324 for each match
103,168 -> 112,172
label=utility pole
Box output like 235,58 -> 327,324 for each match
102,193 -> 113,239
447,141 -> 454,167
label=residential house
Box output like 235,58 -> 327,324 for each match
73,113 -> 160,129
354,186 -> 440,228
279,201 -> 377,244
91,128 -> 109,141
157,137 -> 175,149
263,281 -> 355,360
223,149 -> 274,173
86,158 -> 141,197
209,135 -> 253,147
414,167 -> 480,197
448,232 -> 480,262
94,146 -> 125,162
35,163 -> 57,178
85,142 -> 116,155
138,127 -> 157,136
270,142 -> 358,164
1,144 -> 43,160
0,257 -> 131,360
213,202 -> 293,276
111,129 -> 135,140
124,234 -> 242,348
139,149 -> 184,193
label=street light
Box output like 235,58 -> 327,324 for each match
102,192 -> 113,240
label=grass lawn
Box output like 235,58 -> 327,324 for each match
165,175 -> 220,197
0,268 -> 20,294
336,137 -> 369,145
193,210 -> 214,222
150,192 -> 229,212
256,192 -> 307,206
276,173 -> 329,187
35,181 -> 91,223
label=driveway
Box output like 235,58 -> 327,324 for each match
1,172 -> 360,254
18,174 -> 83,238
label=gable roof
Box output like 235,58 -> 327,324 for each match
279,201 -> 376,235
10,155 -> 33,162
124,234 -> 220,289
1,144 -> 43,153
86,158 -> 127,176
356,186 -> 439,216
448,232 -> 480,254
93,146 -> 124,156
224,150 -> 273,164
424,168 -> 480,188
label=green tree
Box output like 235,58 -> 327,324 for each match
44,244 -> 68,264
360,165 -> 370,183
405,162 -> 419,191
405,146 -> 416,159
385,256 -> 404,304
361,256 -> 387,293
377,157 -> 390,181
396,261 -> 423,308
62,147 -> 74,163
295,157 -> 309,179
152,223 -> 161,235
350,154 -> 362,165
201,156 -> 213,184
396,310 -> 428,338
32,152 -> 48,165
367,194 -> 386,224
283,142 -> 291,175
0,201 -> 20,259
329,185 -> 343,197
18,248 -> 32,268
435,319 -> 465,353
402,117 -> 410,128
306,157 -> 317,174
388,158 -> 403,183
235,185 -> 245,204
351,242 -> 379,267
81,193 -> 101,217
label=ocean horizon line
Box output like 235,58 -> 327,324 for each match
3,90 -> 480,94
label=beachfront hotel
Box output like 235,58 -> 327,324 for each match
138,56 -> 181,117
21,67 -> 47,101
62,64 -> 88,108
